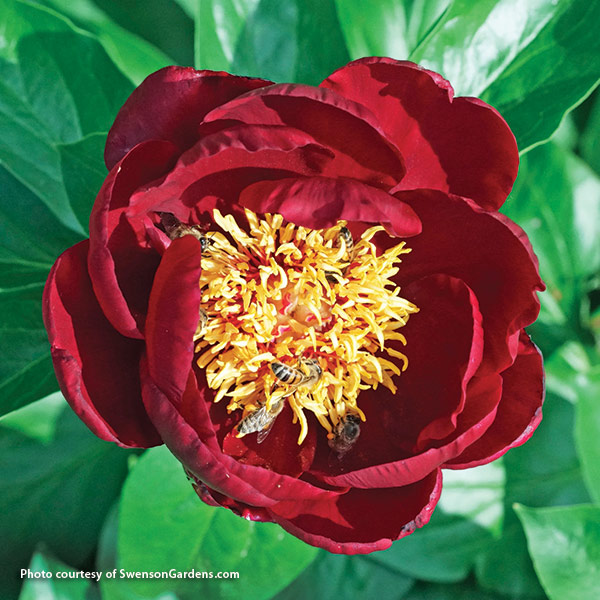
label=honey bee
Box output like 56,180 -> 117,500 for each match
236,399 -> 285,443
195,307 -> 208,337
326,226 -> 354,283
328,414 -> 361,458
159,213 -> 214,253
270,357 -> 322,392
338,226 -> 354,257
235,358 -> 321,443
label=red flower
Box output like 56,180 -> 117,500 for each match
43,58 -> 545,554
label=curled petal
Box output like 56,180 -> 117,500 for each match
319,373 -> 502,489
43,241 -> 161,447
269,469 -> 442,554
397,274 -> 484,448
89,139 -> 179,338
127,125 -> 338,222
145,236 -> 203,401
141,360 -> 344,506
322,57 -> 518,210
240,176 -> 421,236
105,66 -> 271,169
444,331 -> 544,469
204,82 -> 406,187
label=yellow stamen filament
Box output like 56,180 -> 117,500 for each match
193,208 -> 418,444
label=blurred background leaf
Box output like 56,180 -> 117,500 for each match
102,446 -> 318,600
502,142 -> 600,355
474,357 -> 591,598
374,463 -> 504,583
37,0 -> 173,84
195,0 -> 350,85
0,393 -> 132,599
274,550 -> 414,600
18,552 -> 96,600
0,0 -> 132,233
515,504 -> 600,600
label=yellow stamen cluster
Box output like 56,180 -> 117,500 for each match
193,208 -> 418,444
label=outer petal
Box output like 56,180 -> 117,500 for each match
444,331 -> 544,469
398,190 -> 544,374
322,57 -> 519,210
141,364 -> 345,506
43,240 -> 161,448
268,469 -> 442,554
89,139 -> 179,338
240,176 -> 421,237
105,66 -> 272,169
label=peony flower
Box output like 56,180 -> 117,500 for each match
43,57 -> 545,554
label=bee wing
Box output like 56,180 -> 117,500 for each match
257,400 -> 284,444
256,418 -> 277,444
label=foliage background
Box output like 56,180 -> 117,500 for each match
1,0 -> 599,598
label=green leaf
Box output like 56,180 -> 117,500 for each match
576,376 -> 600,503
40,0 -> 174,84
548,343 -> 600,503
0,284 -> 59,416
195,0 -> 259,71
515,504 -> 600,600
0,393 -> 131,600
438,461 -> 505,533
334,0 -> 452,60
195,0 -> 350,85
92,0 -> 194,67
376,511 -> 494,583
0,164 -> 82,288
0,0 -> 133,233
359,462 -> 504,584
502,142 -> 600,354
59,132 -> 108,234
274,550 -> 413,600
18,552 -> 93,600
475,391 -> 590,597
0,160 -> 85,416
113,446 -> 317,600
401,578 -> 509,600
409,0 -> 600,152
580,93 -> 600,176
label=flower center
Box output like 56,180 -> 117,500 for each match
192,208 -> 418,447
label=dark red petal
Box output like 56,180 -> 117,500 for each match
105,67 -> 272,169
43,241 -> 161,448
89,140 -> 179,338
318,372 -> 502,489
444,331 -> 544,469
395,274 -> 484,449
399,190 -> 544,374
268,469 -> 442,554
145,236 -> 203,401
141,360 -> 344,506
126,125 -> 338,222
188,367 -> 317,478
308,274 -> 483,479
322,57 -> 518,210
240,176 -> 421,237
203,82 -> 406,188
221,404 -> 317,479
